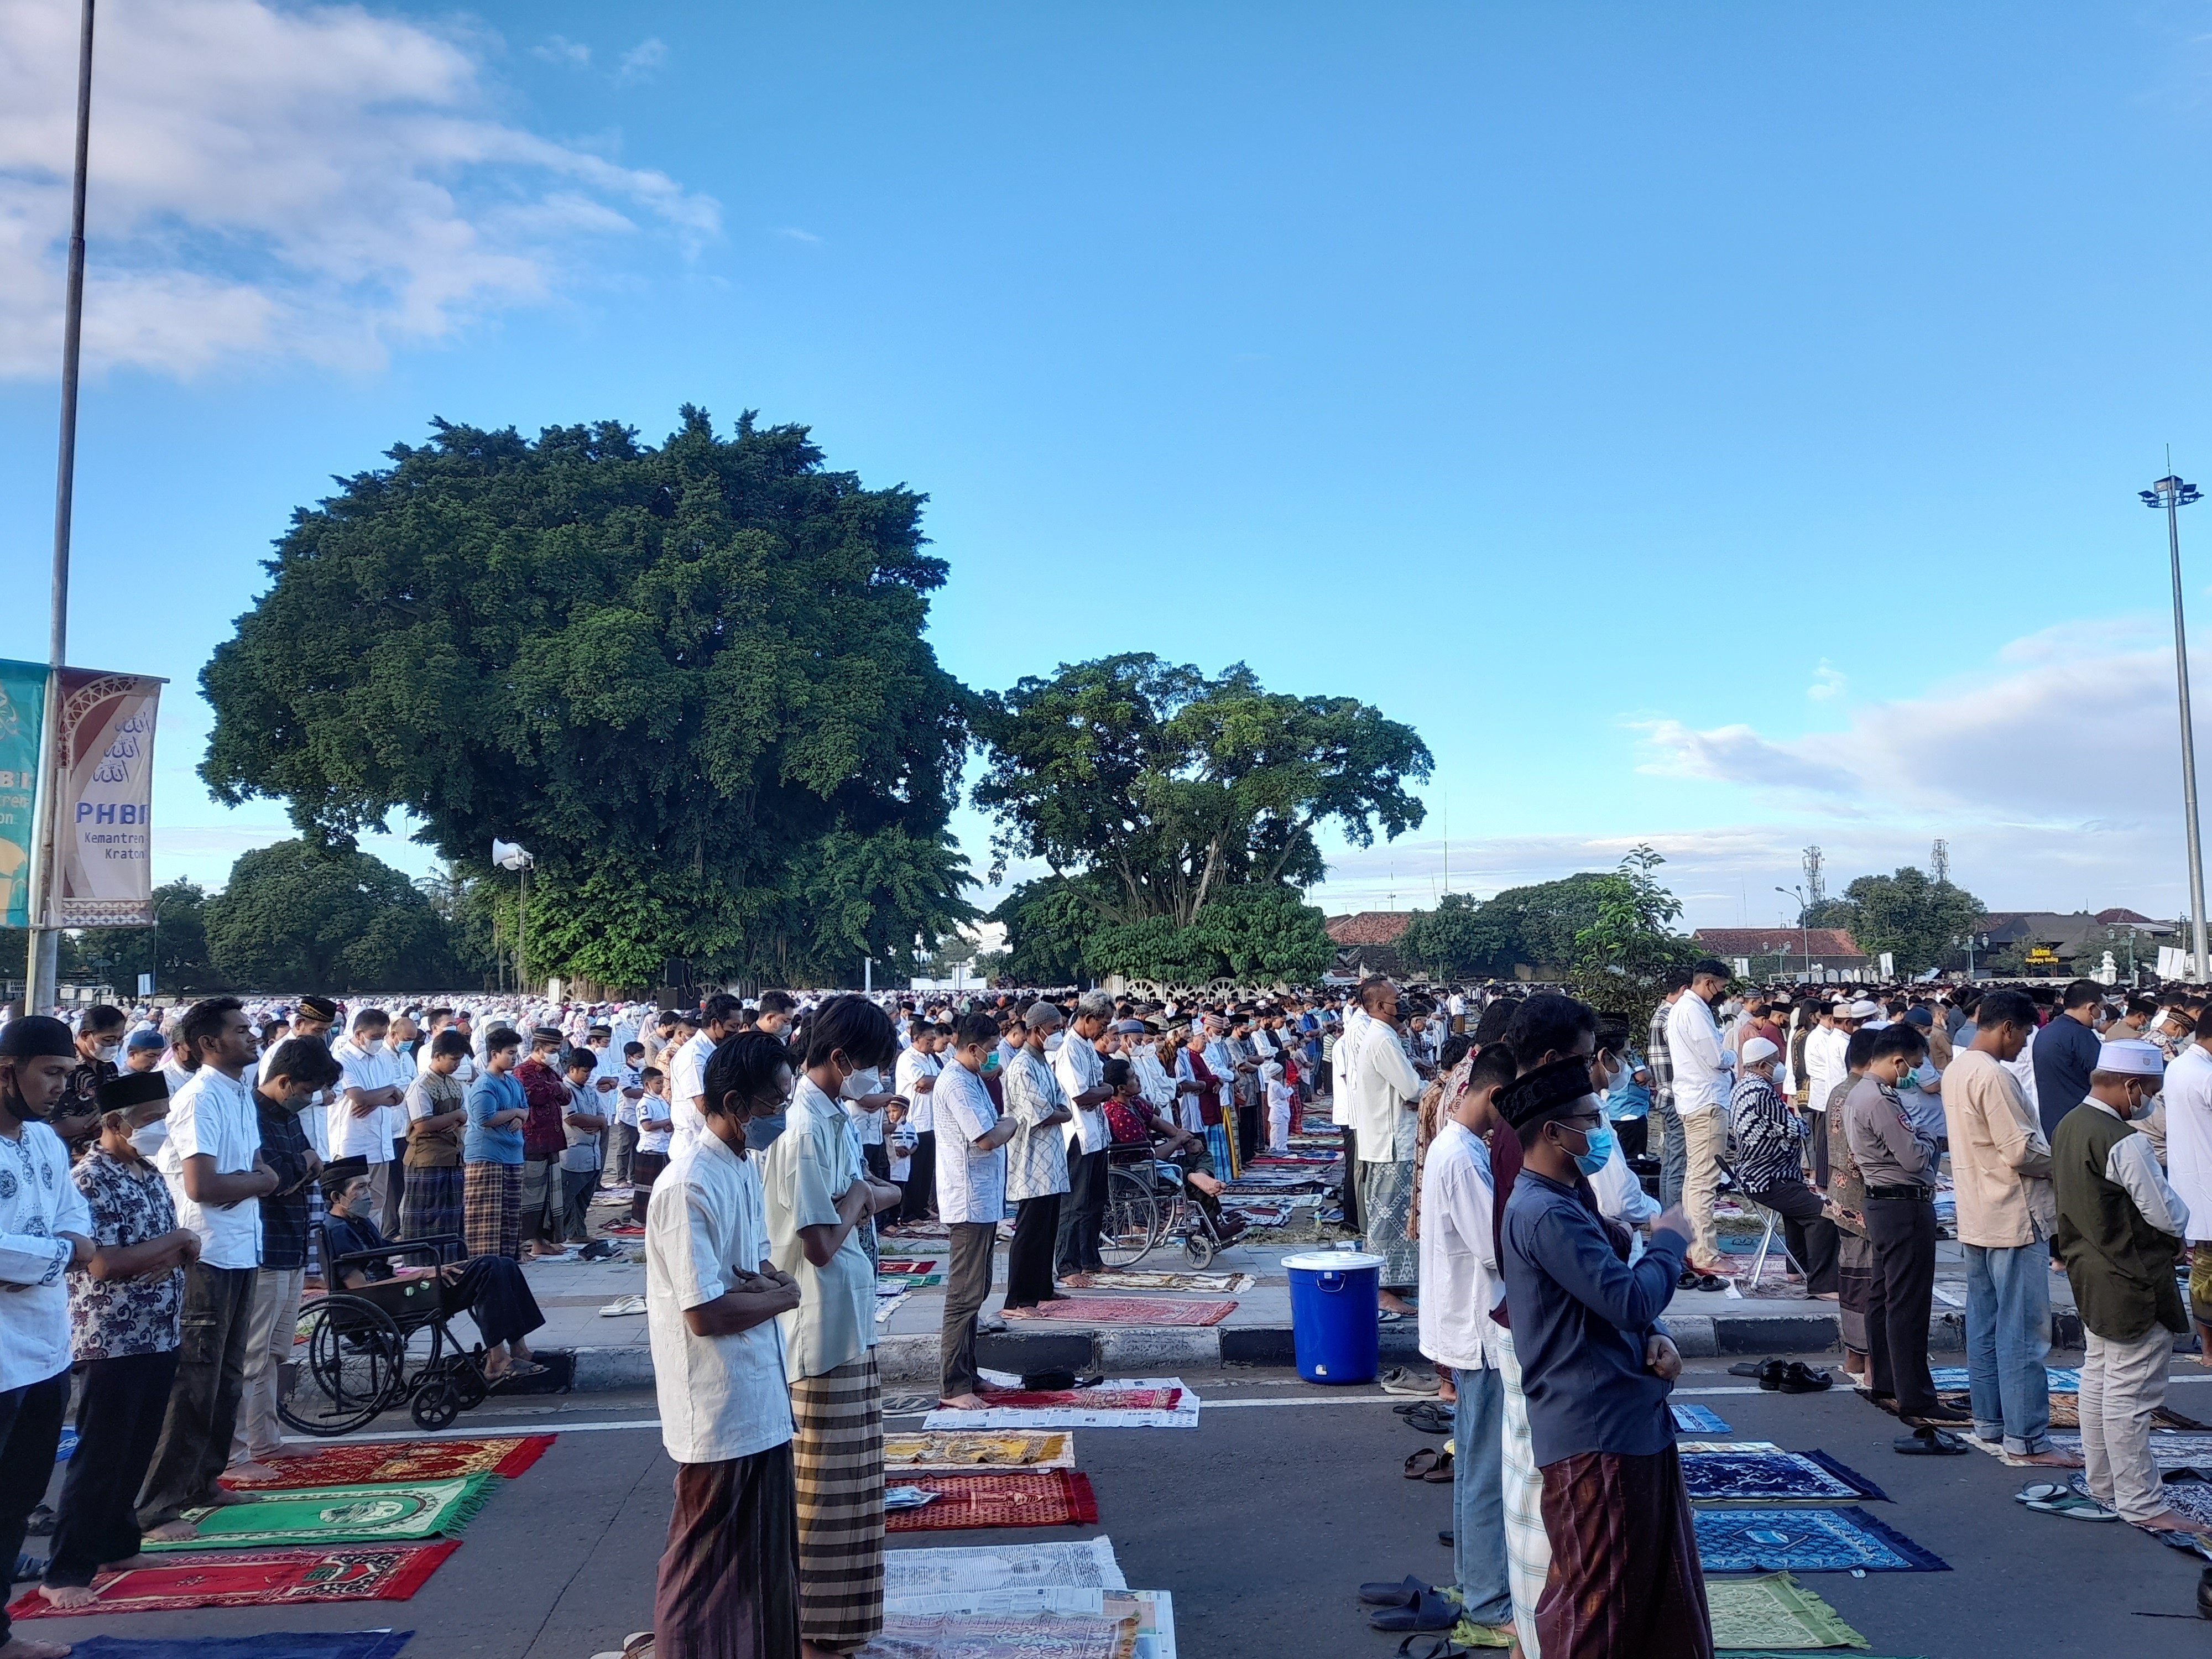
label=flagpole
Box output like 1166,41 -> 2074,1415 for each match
23,0 -> 95,1015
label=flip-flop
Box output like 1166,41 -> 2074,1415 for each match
1359,1575 -> 1434,1606
2016,1484 -> 2117,1521
1422,1449 -> 1457,1484
1370,1592 -> 1462,1632
1395,1637 -> 1474,1659
1404,1449 -> 1446,1480
1778,1361 -> 1834,1394
1893,1427 -> 1968,1455
1727,1359 -> 1777,1378
1402,1402 -> 1455,1435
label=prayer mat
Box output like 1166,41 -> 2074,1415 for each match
1018,1296 -> 1235,1327
6,1542 -> 460,1618
220,1437 -> 554,1490
881,1472 -> 1100,1532
2054,1431 -> 2212,1473
926,1379 -> 1200,1431
55,1427 -> 75,1462
1058,1270 -> 1257,1293
1861,1387 -> 2203,1432
878,1259 -> 943,1276
980,1388 -> 1181,1411
861,1609 -> 1136,1659
1681,1441 -> 1782,1454
65,1635 -> 414,1659
1683,1451 -> 1888,1504
1672,1403 -> 1733,1434
2150,1478 -> 2212,1530
875,1291 -> 913,1324
1694,1507 -> 1948,1573
878,1273 -> 942,1289
880,1222 -> 951,1239
883,1536 -> 1127,1594
886,1432 -> 1074,1472
143,1478 -> 496,1552
1927,1366 -> 2079,1393
1702,1572 -> 1869,1649
1221,1200 -> 1294,1226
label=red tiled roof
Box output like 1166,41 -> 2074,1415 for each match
2096,907 -> 2158,926
1692,927 -> 1865,958
1326,911 -> 1413,946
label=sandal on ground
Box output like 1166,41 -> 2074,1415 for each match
1370,1591 -> 1462,1632
1422,1449 -> 1457,1484
1359,1574 -> 1434,1606
1402,1402 -> 1455,1435
1404,1449 -> 1446,1480
2016,1482 -> 2117,1520
1893,1427 -> 1968,1456
1727,1359 -> 1778,1378
1396,1637 -> 1473,1659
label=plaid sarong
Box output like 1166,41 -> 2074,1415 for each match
1498,1328 -> 1550,1659
400,1165 -> 465,1251
791,1352 -> 884,1651
464,1162 -> 521,1262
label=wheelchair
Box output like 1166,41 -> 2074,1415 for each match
279,1234 -> 496,1437
1101,1144 -> 1239,1269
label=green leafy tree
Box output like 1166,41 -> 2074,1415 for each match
1398,892 -> 1496,980
199,408 -> 975,989
204,839 -> 456,991
1564,848 -> 1705,1030
1807,867 -> 1985,977
72,879 -> 222,995
991,879 -> 1103,987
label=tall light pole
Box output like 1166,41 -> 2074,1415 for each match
2142,472 -> 2209,979
493,839 -> 533,994
1776,884 -> 1810,979
22,0 -> 96,1015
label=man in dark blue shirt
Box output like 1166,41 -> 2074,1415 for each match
1499,1056 -> 1712,1658
2031,981 -> 2106,1141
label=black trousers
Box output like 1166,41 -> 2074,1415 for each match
1236,1094 -> 1261,1173
630,1149 -> 667,1223
1747,1178 -> 1840,1295
447,1255 -> 547,1350
1341,1126 -> 1363,1232
48,1349 -> 179,1587
137,1260 -> 257,1528
1616,1115 -> 1649,1160
862,1141 -> 890,1182
1057,1149 -> 1108,1276
1863,1195 -> 1940,1414
0,1366 -> 69,1644
901,1131 -> 937,1222
940,1221 -> 996,1400
1006,1194 -> 1062,1308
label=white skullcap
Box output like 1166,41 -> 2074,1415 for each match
1741,1036 -> 1781,1066
2097,1038 -> 2165,1076
1847,1000 -> 1881,1019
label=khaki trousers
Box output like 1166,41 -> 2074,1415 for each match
1679,1107 -> 1724,1269
231,1264 -> 305,1464
2081,1323 -> 2176,1522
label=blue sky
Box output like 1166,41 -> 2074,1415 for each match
3,1 -> 2211,935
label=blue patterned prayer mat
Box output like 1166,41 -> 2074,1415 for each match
1672,1403 -> 1731,1434
1695,1507 -> 1949,1573
1683,1450 -> 1889,1504
67,1637 -> 412,1659
1926,1366 -> 2079,1394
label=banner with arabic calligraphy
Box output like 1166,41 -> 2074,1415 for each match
0,660 -> 44,927
56,666 -> 163,927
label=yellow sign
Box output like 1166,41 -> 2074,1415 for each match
2025,947 -> 2059,964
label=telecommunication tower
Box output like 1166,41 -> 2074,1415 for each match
1931,839 -> 1950,885
1802,846 -> 1826,907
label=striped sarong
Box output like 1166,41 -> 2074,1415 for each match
464,1162 -> 522,1262
400,1164 -> 464,1249
1498,1328 -> 1547,1659
791,1352 -> 884,1651
655,1443 -> 802,1659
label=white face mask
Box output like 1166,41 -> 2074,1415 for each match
840,1066 -> 881,1102
94,1041 -> 122,1062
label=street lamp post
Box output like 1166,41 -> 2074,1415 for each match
1776,885 -> 1810,978
2144,473 -> 2209,980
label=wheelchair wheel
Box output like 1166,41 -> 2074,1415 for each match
1099,1168 -> 1159,1268
1183,1233 -> 1216,1269
449,1354 -> 489,1411
280,1294 -> 408,1436
411,1380 -> 462,1431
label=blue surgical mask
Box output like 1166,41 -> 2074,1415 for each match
1566,1120 -> 1617,1177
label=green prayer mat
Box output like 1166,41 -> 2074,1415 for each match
877,1273 -> 943,1289
145,1475 -> 496,1552
1705,1573 -> 1867,1650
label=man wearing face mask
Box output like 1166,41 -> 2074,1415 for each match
1664,961 -> 1735,1285
1729,1036 -> 1838,1298
54,1003 -> 128,1149
2052,1039 -> 2197,1530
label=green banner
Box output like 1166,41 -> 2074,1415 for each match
0,659 -> 45,928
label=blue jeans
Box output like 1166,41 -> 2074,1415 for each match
1964,1241 -> 2053,1455
1453,1365 -> 1511,1626
1653,1098 -> 1687,1209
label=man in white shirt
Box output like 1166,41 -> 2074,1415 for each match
1417,1041 -> 1515,1646
669,1002 -> 730,1162
1053,992 -> 1117,1279
1665,960 -> 1736,1276
894,1023 -> 943,1224
0,1016 -> 97,1656
1349,978 -> 1425,1316
933,1013 -> 1018,1406
332,1008 -> 407,1232
142,997 -> 280,1540
2162,1006 -> 2212,1367
644,1047 -> 803,1656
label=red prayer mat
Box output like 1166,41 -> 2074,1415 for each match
1020,1297 -> 1237,1327
220,1434 -> 555,1489
884,1471 -> 1099,1532
978,1387 -> 1183,1411
878,1259 -> 943,1275
7,1541 -> 460,1618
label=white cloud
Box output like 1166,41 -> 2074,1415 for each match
617,38 -> 667,86
774,226 -> 823,244
0,0 -> 719,377
1807,659 -> 1846,701
533,34 -> 590,67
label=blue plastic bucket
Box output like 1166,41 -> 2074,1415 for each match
1282,1249 -> 1384,1384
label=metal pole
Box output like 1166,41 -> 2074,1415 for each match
23,0 -> 95,1016
2168,487 -> 2211,979
517,861 -> 528,995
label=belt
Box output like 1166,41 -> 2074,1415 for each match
1865,1183 -> 1933,1202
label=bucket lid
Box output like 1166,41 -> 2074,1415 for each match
1281,1250 -> 1384,1271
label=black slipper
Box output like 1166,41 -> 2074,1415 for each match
1358,1574 -> 1432,1606
1895,1426 -> 1968,1455
1727,1359 -> 1776,1378
1397,1638 -> 1474,1659
1370,1591 -> 1461,1632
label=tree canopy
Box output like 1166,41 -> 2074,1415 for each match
205,839 -> 457,992
973,655 -> 1426,985
1808,866 -> 1985,978
72,880 -> 221,995
200,409 -> 975,989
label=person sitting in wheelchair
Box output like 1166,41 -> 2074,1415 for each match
1100,1060 -> 1245,1244
316,1156 -> 551,1383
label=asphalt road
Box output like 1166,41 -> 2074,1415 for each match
18,1357 -> 2212,1658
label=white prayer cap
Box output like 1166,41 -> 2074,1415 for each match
1741,1036 -> 1781,1066
1846,1000 -> 1881,1019
2096,1038 -> 2166,1077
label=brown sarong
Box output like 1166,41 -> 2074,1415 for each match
655,1444 -> 802,1659
1536,1444 -> 1712,1659
791,1353 -> 885,1651
463,1161 -> 521,1261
